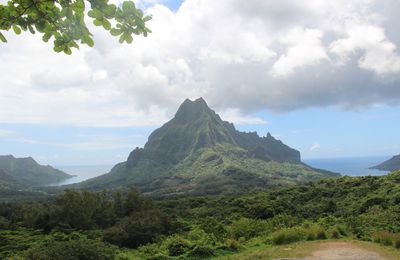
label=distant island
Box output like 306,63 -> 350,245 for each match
0,155 -> 73,188
370,154 -> 400,172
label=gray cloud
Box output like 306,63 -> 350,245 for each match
0,0 -> 399,127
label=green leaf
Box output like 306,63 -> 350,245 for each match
136,9 -> 144,18
53,45 -> 63,52
105,4 -> 116,16
28,26 -> 35,34
64,47 -> 72,55
35,22 -> 46,32
42,33 -> 52,42
125,34 -> 133,44
87,10 -> 95,17
70,41 -> 80,49
143,16 -> 152,22
93,19 -> 102,26
66,8 -> 74,20
102,20 -> 111,30
0,32 -> 7,43
84,36 -> 94,47
119,34 -> 125,43
110,28 -> 121,36
73,0 -> 85,11
12,25 -> 21,35
122,1 -> 135,11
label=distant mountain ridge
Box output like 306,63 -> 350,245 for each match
77,98 -> 339,196
0,155 -> 72,187
370,154 -> 400,172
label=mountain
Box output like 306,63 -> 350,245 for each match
77,98 -> 339,196
0,169 -> 23,190
0,155 -> 73,187
370,154 -> 400,172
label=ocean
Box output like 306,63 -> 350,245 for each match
51,165 -> 114,186
303,156 -> 391,176
50,156 -> 392,186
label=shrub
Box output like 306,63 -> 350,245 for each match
394,234 -> 400,249
331,229 -> 340,239
188,245 -> 215,257
187,227 -> 218,246
146,254 -> 170,260
165,236 -> 191,256
200,217 -> 227,240
334,224 -> 348,237
138,242 -> 164,257
24,239 -> 115,260
0,216 -> 9,229
316,228 -> 327,240
269,214 -> 299,229
305,229 -> 315,241
103,210 -> 171,248
272,228 -> 305,245
226,239 -> 241,251
228,218 -> 269,240
372,231 -> 393,246
304,225 -> 327,241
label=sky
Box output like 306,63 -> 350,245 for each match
0,0 -> 400,166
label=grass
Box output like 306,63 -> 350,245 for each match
351,240 -> 400,260
213,241 -> 317,260
213,240 -> 400,260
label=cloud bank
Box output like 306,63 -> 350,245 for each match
1,0 -> 400,127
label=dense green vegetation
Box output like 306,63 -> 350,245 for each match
0,187 -> 177,259
76,98 -> 338,196
1,171 -> 400,259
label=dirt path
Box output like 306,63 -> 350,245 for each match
304,241 -> 389,260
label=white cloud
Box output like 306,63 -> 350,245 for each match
1,0 -> 400,127
6,132 -> 143,150
271,27 -> 328,76
219,109 -> 268,125
0,129 -> 16,138
310,142 -> 321,152
330,25 -> 400,74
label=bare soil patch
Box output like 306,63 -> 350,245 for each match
305,241 -> 388,260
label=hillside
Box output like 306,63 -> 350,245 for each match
0,155 -> 72,187
77,98 -> 339,195
370,154 -> 400,172
1,170 -> 400,259
0,169 -> 23,190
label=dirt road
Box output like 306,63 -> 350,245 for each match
304,241 -> 388,260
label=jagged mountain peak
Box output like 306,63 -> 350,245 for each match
174,97 -> 217,124
138,98 -> 235,165
130,98 -> 301,167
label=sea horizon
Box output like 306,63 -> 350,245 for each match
303,155 -> 391,177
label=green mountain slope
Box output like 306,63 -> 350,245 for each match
0,169 -> 24,190
77,98 -> 339,195
0,155 -> 72,187
370,154 -> 400,172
